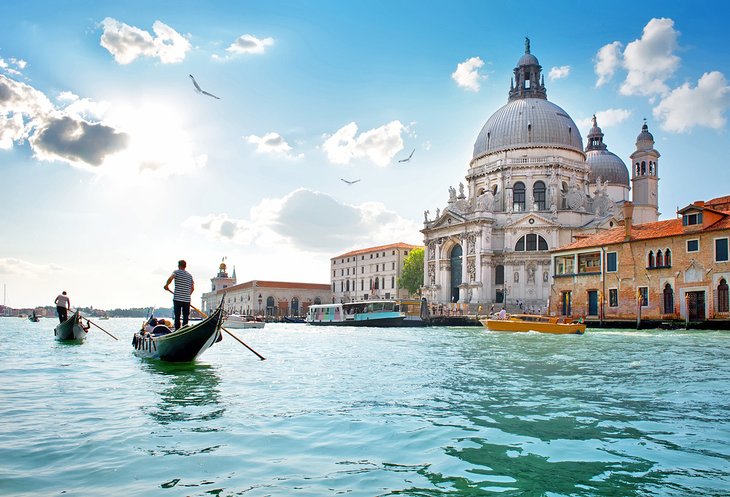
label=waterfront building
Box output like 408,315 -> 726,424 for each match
201,260 -> 330,318
550,197 -> 730,323
421,38 -> 658,308
330,242 -> 422,303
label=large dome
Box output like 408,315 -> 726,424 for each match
472,98 -> 584,159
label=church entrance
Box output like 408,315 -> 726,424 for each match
450,245 -> 462,302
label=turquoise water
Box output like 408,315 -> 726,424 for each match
1,318 -> 729,496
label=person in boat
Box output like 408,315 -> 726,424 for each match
54,291 -> 70,323
498,308 -> 507,320
164,259 -> 195,330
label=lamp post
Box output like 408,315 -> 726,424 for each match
258,294 -> 262,317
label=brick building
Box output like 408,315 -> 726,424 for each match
201,260 -> 330,318
330,242 -> 421,303
550,198 -> 730,323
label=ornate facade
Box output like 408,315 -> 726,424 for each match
421,39 -> 658,308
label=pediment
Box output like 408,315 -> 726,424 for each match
505,213 -> 560,230
430,211 -> 467,229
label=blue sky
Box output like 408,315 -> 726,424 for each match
2,1 -> 729,308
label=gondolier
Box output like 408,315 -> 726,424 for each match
164,259 -> 195,330
54,291 -> 70,324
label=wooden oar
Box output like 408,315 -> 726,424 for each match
85,317 -> 119,340
165,289 -> 266,360
68,309 -> 118,340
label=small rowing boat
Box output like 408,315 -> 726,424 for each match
132,305 -> 224,362
481,314 -> 586,335
54,311 -> 90,341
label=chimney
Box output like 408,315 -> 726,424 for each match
623,201 -> 634,241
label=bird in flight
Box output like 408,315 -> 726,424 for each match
189,74 -> 220,99
340,178 -> 361,185
398,148 -> 415,163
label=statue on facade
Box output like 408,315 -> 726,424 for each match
527,265 -> 536,284
435,208 -> 440,219
448,186 -> 457,203
458,182 -> 465,199
423,210 -> 430,223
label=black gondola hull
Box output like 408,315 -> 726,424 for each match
132,307 -> 223,362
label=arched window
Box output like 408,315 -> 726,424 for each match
718,278 -> 729,313
648,251 -> 655,268
656,250 -> 663,267
495,265 -> 504,285
513,182 -> 526,212
663,283 -> 674,314
561,182 -> 568,209
636,163 -> 640,175
665,249 -> 672,267
641,161 -> 646,175
515,234 -> 549,252
533,181 -> 546,210
314,297 -> 322,305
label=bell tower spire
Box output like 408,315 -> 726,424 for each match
630,119 -> 660,224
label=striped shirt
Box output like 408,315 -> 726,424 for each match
172,269 -> 194,302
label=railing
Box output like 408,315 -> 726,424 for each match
467,156 -> 588,178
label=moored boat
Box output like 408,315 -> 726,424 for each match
306,300 -> 406,327
132,305 -> 224,362
54,311 -> 90,341
481,314 -> 586,334
224,314 -> 265,329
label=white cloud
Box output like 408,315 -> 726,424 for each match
578,108 -> 633,134
548,65 -> 571,81
0,73 -> 205,176
452,56 -> 485,92
594,41 -> 623,87
0,257 -> 64,276
226,34 -> 274,55
99,17 -> 191,64
0,56 -> 26,77
653,71 -> 730,132
620,18 -> 680,96
183,188 -> 422,253
245,131 -> 302,158
322,121 -> 404,167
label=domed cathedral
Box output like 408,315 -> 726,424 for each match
421,38 -> 657,309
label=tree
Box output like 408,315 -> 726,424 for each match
399,247 -> 424,296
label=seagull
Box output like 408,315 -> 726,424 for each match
398,148 -> 415,163
189,74 -> 220,99
341,178 -> 361,185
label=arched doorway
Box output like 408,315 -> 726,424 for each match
291,297 -> 300,316
266,296 -> 275,317
450,244 -> 462,302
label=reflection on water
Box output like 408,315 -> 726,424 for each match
141,361 -> 224,426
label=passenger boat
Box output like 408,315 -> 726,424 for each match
54,311 -> 90,341
306,300 -> 406,327
132,305 -> 224,362
480,314 -> 586,335
223,314 -> 265,329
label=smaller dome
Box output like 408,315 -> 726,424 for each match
587,150 -> 630,186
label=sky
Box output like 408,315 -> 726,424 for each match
1,0 -> 729,309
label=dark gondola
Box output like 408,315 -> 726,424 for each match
29,311 -> 40,322
132,305 -> 224,362
54,311 -> 89,341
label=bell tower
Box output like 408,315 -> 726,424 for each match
630,120 -> 660,224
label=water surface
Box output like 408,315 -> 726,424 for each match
1,317 -> 728,496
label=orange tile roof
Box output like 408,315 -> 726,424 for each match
333,242 -> 422,259
220,280 -> 330,293
555,215 -> 730,252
